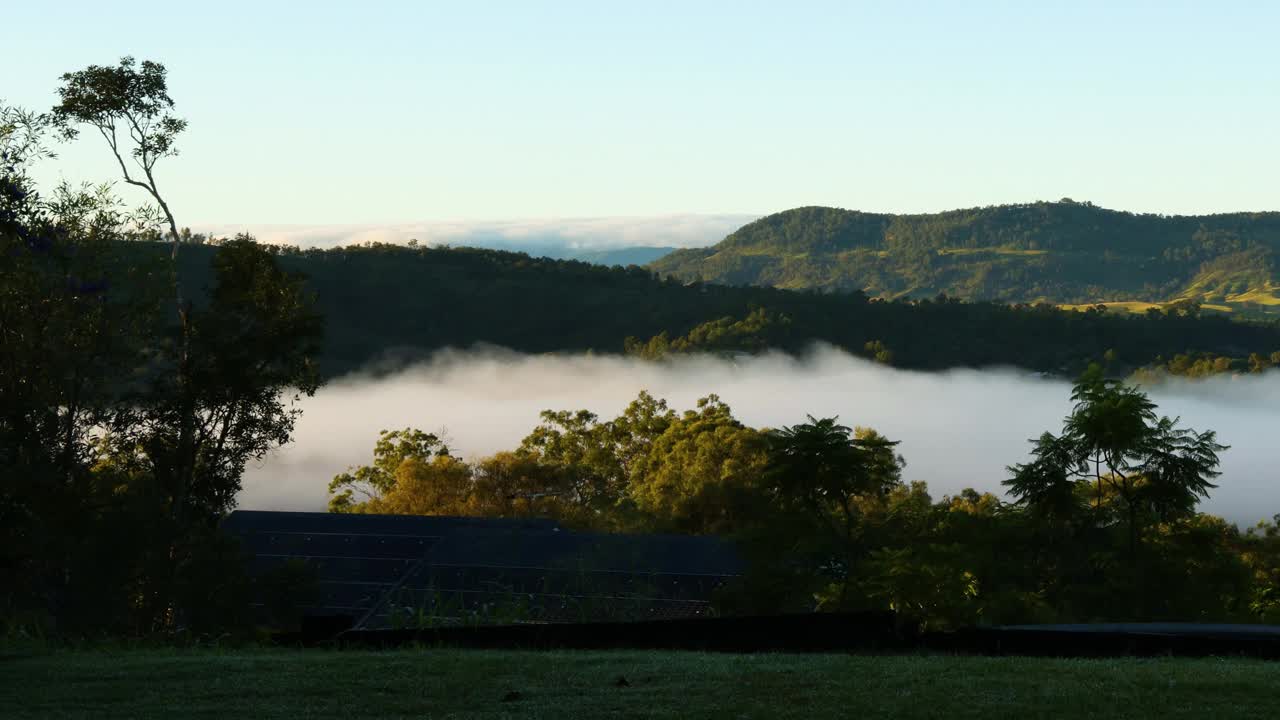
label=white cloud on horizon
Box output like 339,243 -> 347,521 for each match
194,214 -> 758,252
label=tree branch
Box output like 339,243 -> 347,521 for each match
97,123 -> 149,193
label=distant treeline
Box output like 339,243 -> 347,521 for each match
1134,349 -> 1280,381
650,202 -> 1280,310
134,240 -> 1280,379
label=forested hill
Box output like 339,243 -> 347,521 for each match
151,241 -> 1280,379
648,201 -> 1280,313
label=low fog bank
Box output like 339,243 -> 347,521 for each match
196,214 -> 755,252
239,346 -> 1280,527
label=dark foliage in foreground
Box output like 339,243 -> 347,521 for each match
2,87 -> 323,638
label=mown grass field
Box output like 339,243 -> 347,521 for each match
3,648 -> 1278,719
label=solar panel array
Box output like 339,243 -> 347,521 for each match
222,510 -> 742,629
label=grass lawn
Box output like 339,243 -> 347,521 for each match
2,648 -> 1278,719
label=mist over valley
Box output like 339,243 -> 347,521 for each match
241,346 -> 1280,528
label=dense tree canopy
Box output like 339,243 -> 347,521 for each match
103,240 -> 1280,380
327,379 -> 1280,629
125,236 -> 323,524
1006,366 -> 1229,615
2,109 -> 167,631
762,419 -> 903,607
3,79 -> 324,636
625,395 -> 769,535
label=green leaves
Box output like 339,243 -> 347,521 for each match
117,238 -> 326,521
518,391 -> 678,514
328,428 -> 449,512
1134,419 -> 1226,520
1064,364 -> 1159,469
765,417 -> 903,515
52,57 -> 186,158
51,57 -> 187,245
624,395 -> 768,534
759,417 -> 905,609
624,308 -> 791,359
1005,364 -> 1230,616
1005,432 -> 1083,524
1009,364 -> 1227,524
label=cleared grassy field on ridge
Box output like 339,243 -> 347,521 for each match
3,648 -> 1278,719
1059,300 -> 1240,315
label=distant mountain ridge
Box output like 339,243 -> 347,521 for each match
648,201 -> 1280,314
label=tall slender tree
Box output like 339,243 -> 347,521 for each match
51,58 -> 202,527
51,57 -> 186,249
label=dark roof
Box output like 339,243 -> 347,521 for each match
222,510 -> 742,629
423,526 -> 743,576
222,509 -> 559,536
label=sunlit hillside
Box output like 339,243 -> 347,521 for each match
651,202 -> 1280,315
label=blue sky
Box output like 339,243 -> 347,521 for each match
7,1 -> 1278,227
